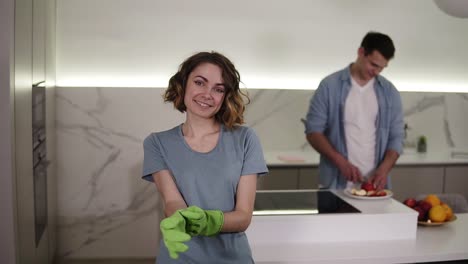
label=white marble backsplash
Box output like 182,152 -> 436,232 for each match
55,87 -> 468,258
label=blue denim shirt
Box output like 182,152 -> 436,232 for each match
304,65 -> 404,189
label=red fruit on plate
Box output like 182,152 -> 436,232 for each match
404,198 -> 417,208
417,200 -> 432,213
376,190 -> 387,196
361,182 -> 375,192
413,206 -> 427,221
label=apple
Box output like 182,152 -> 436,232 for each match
361,182 -> 375,192
417,200 -> 432,212
403,198 -> 417,208
413,206 -> 427,221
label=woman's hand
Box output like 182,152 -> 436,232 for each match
179,206 -> 224,236
160,211 -> 191,259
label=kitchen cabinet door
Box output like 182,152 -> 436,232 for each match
390,166 -> 444,202
444,165 -> 468,202
298,167 -> 319,189
32,0 -> 46,84
257,168 -> 299,190
14,0 -> 51,262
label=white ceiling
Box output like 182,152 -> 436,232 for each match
56,0 -> 468,92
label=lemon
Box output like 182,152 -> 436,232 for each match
441,203 -> 454,221
429,205 -> 447,222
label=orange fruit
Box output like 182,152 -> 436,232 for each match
441,203 -> 454,221
424,194 -> 441,207
429,205 -> 447,222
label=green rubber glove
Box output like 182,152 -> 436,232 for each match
179,206 -> 224,237
160,211 -> 191,259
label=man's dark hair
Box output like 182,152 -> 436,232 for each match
361,31 -> 395,60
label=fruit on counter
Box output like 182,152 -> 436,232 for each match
441,203 -> 454,221
417,200 -> 432,213
361,182 -> 376,192
428,205 -> 446,222
403,198 -> 417,208
402,194 -> 454,223
424,194 -> 441,207
413,206 -> 427,221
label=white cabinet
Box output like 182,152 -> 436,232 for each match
258,167 -> 319,190
298,168 -> 319,189
265,165 -> 466,204
388,166 -> 444,202
444,165 -> 468,202
258,168 -> 298,190
32,0 -> 46,84
14,0 -> 54,262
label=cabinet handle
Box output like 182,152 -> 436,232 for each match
33,81 -> 45,88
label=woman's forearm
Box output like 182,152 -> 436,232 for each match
221,209 -> 253,233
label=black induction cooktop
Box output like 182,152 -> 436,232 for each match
253,190 -> 360,215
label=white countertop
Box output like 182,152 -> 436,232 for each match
247,190 -> 417,245
249,193 -> 468,263
251,214 -> 468,264
265,149 -> 468,167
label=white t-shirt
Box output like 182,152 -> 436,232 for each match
344,77 -> 378,179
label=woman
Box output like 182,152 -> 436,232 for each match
142,51 -> 268,263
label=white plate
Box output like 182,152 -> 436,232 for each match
343,189 -> 393,200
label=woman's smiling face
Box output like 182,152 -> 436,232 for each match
184,62 -> 226,120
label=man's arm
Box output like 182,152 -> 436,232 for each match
370,149 -> 399,190
306,132 -> 362,183
371,86 -> 404,190
386,87 -> 405,155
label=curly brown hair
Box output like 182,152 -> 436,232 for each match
164,51 -> 250,129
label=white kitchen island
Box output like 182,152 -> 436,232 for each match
247,191 -> 468,263
248,190 -> 417,243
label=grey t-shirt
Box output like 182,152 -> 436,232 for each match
142,124 -> 268,263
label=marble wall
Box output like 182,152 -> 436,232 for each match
55,87 -> 468,258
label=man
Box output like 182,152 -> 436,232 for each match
304,31 -> 404,190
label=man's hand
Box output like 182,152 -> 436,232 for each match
306,132 -> 363,184
369,149 -> 399,190
370,169 -> 388,191
160,211 -> 191,259
336,157 -> 363,183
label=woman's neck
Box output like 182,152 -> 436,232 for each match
182,118 -> 220,138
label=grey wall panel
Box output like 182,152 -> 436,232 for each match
0,0 -> 17,263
